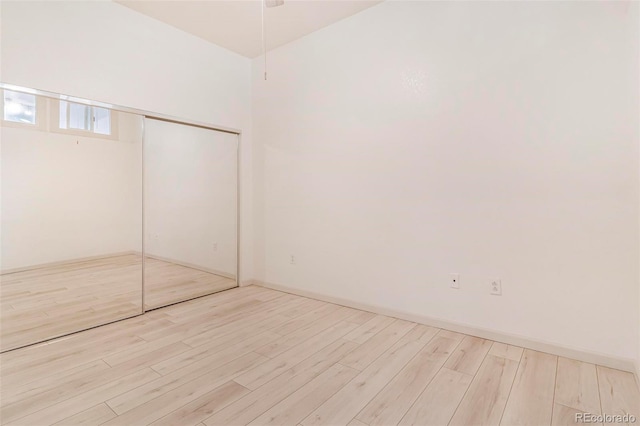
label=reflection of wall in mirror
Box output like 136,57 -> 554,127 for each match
144,120 -> 237,278
0,107 -> 143,272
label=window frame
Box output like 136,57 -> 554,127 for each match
51,99 -> 119,140
0,90 -> 48,131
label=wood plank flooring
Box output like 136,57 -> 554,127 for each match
0,255 -> 142,351
143,257 -> 236,310
0,255 -> 236,351
1,286 -> 638,426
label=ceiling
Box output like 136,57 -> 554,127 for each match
115,0 -> 383,58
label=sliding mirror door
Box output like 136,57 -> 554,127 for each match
0,89 -> 143,351
143,118 -> 238,310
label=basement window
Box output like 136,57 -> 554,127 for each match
2,90 -> 38,125
58,101 -> 113,136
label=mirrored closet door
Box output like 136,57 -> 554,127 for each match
143,118 -> 238,310
0,89 -> 144,351
0,86 -> 239,352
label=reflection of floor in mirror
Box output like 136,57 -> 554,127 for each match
143,256 -> 237,310
0,254 -> 142,352
0,254 -> 236,351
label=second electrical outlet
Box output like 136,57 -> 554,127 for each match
491,279 -> 502,296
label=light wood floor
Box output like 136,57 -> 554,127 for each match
1,255 -> 236,351
144,257 -> 236,310
0,285 -> 638,426
0,255 -> 142,352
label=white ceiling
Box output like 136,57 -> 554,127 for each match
115,0 -> 383,58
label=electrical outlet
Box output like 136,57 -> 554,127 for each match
490,279 -> 502,296
290,255 -> 296,265
213,242 -> 218,252
450,273 -> 460,289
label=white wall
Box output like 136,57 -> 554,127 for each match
1,107 -> 142,270
252,1 -> 640,361
2,0 -> 638,368
145,118 -> 238,277
0,0 -> 253,280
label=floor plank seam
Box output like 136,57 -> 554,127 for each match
207,362 -> 324,424
337,322 -> 420,374
496,346 -> 526,426
5,367 -> 162,425
396,336 -> 466,426
549,354 -> 560,425
104,402 -> 118,418
445,338 -> 493,426
350,334 -> 435,426
300,361 -> 362,426
594,364 -> 605,418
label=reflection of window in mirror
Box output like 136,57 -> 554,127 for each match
1,90 -> 47,130
54,100 -> 118,139
3,90 -> 36,124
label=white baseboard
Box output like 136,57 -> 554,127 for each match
239,279 -> 257,287
253,280 -> 637,374
144,254 -> 236,280
4,252 -> 238,282
1,251 -> 138,275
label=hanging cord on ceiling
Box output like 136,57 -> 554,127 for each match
262,0 -> 267,80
